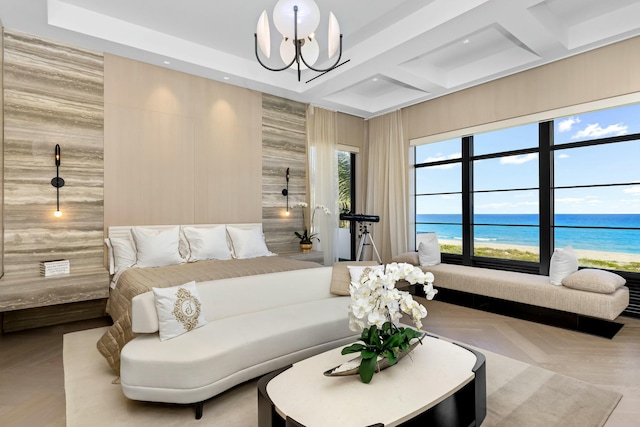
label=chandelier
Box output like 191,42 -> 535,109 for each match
254,0 -> 344,82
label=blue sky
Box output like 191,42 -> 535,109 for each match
416,103 -> 640,214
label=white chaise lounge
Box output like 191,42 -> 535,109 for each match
120,266 -> 357,419
394,252 -> 629,337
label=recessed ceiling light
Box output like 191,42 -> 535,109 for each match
372,78 -> 378,82
463,39 -> 470,44
163,60 -> 171,64
223,76 -> 230,80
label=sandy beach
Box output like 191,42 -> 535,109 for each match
419,236 -> 640,263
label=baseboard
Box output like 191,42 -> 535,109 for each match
415,286 -> 624,339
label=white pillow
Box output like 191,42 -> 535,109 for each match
347,264 -> 384,286
549,245 -> 578,286
131,226 -> 184,268
152,281 -> 207,341
418,233 -> 441,266
182,225 -> 232,262
226,226 -> 273,259
104,238 -> 115,275
108,237 -> 137,274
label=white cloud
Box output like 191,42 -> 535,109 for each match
500,153 -> 538,165
572,123 -> 628,139
557,153 -> 569,159
556,196 -> 604,206
423,152 -> 461,169
558,116 -> 580,132
423,153 -> 461,163
623,186 -> 640,195
556,197 -> 585,203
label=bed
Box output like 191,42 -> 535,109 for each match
97,224 -> 322,374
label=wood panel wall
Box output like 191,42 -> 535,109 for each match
103,56 -> 313,254
1,30 -> 104,275
103,54 -> 263,227
261,95 -> 307,254
0,22 -> 4,276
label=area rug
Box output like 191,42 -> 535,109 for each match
64,327 -> 621,427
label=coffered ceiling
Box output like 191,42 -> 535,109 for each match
1,0 -> 640,118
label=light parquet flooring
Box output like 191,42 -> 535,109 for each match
0,302 -> 639,426
417,298 -> 640,427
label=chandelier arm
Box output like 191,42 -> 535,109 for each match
254,34 -> 297,72
299,35 -> 343,73
294,5 -> 301,82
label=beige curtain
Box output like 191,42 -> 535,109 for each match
364,110 -> 408,263
307,105 -> 338,265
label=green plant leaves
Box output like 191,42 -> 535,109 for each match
361,350 -> 377,359
341,343 -> 366,355
342,323 -> 424,383
358,355 -> 378,384
386,349 -> 397,366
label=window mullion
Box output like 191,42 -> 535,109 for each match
462,135 -> 473,265
539,121 -> 553,275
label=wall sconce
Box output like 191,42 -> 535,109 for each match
282,167 -> 290,216
51,144 -> 65,217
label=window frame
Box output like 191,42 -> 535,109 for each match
413,115 -> 640,277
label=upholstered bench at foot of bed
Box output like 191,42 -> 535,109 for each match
411,263 -> 629,338
120,297 -> 356,415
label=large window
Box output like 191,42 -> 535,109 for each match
337,150 -> 355,260
415,139 -> 462,254
553,106 -> 640,273
414,103 -> 640,274
472,125 -> 540,262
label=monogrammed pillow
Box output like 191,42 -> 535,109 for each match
152,281 -> 207,341
329,261 -> 380,296
347,264 -> 384,286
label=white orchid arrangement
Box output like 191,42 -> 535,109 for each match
293,202 -> 331,243
342,262 -> 437,383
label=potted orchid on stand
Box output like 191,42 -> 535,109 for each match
293,202 -> 331,253
325,262 -> 438,383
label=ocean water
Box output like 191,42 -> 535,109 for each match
416,214 -> 640,255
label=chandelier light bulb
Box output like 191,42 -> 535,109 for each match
54,210 -> 62,218
254,0 -> 344,82
279,38 -> 296,66
301,37 -> 319,67
256,10 -> 271,58
280,37 -> 319,70
273,0 -> 320,40
328,12 -> 340,58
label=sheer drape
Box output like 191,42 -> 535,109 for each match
364,110 -> 408,263
307,106 -> 338,265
